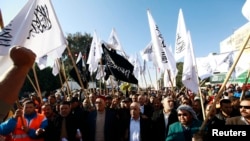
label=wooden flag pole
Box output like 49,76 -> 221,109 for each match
32,65 -> 43,103
167,69 -> 175,94
199,34 -> 250,132
240,69 -> 250,101
0,9 -> 4,30
58,59 -> 71,97
143,73 -> 148,89
66,45 -> 86,96
99,60 -> 103,94
155,66 -> 158,90
193,64 -> 206,121
27,74 -> 39,94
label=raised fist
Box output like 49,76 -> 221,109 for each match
9,46 -> 36,67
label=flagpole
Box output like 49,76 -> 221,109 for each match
143,73 -> 148,89
32,65 -> 43,103
155,66 -> 158,90
192,58 -> 206,121
0,9 -> 4,30
240,69 -> 250,101
99,60 -> 105,95
167,69 -> 175,94
66,45 -> 86,95
58,59 -> 71,96
27,74 -> 39,94
187,30 -> 206,120
200,34 -> 250,132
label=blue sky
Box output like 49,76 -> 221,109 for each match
1,0 -> 249,88
1,0 -> 248,57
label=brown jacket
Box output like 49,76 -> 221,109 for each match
225,116 -> 249,125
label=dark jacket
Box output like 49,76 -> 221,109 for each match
122,115 -> 152,141
45,113 -> 82,141
86,109 -> 119,141
151,109 -> 178,141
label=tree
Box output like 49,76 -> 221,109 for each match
176,62 -> 183,89
20,32 -> 93,97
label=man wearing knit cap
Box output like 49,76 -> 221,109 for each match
166,105 -> 202,141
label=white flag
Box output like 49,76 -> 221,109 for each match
175,8 -> 188,61
132,54 -> 142,80
140,41 -> 153,62
164,70 -> 176,87
108,28 -> 127,58
52,59 -> 60,76
147,10 -> 177,77
208,51 -> 234,73
196,56 -> 213,80
182,31 -> 199,94
87,31 -> 102,74
95,65 -> 105,80
0,0 -> 67,74
242,0 -> 250,21
76,52 -> 85,67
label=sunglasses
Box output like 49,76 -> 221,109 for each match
178,113 -> 188,117
239,105 -> 250,109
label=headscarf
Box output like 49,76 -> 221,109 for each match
177,105 -> 198,120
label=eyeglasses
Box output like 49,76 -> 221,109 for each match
178,113 -> 188,117
239,105 -> 250,109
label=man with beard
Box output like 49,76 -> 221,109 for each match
226,98 -> 250,125
151,96 -> 178,141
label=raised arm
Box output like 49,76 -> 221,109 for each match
0,46 -> 36,120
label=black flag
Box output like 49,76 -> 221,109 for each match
102,43 -> 138,84
69,55 -> 90,89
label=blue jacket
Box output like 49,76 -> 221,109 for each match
0,117 -> 17,135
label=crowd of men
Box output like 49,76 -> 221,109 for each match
0,83 -> 250,141
0,47 -> 250,141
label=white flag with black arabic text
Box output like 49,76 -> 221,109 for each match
0,0 -> 67,74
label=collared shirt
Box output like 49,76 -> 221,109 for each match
163,111 -> 170,128
130,117 -> 140,141
140,105 -> 144,114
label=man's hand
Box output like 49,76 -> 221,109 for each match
35,128 -> 45,136
13,109 -> 23,119
10,46 -> 36,67
21,126 -> 30,133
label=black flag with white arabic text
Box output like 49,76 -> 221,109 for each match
102,43 -> 138,84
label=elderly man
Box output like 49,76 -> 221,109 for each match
121,102 -> 151,141
151,96 -> 178,141
166,105 -> 202,141
226,98 -> 250,125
